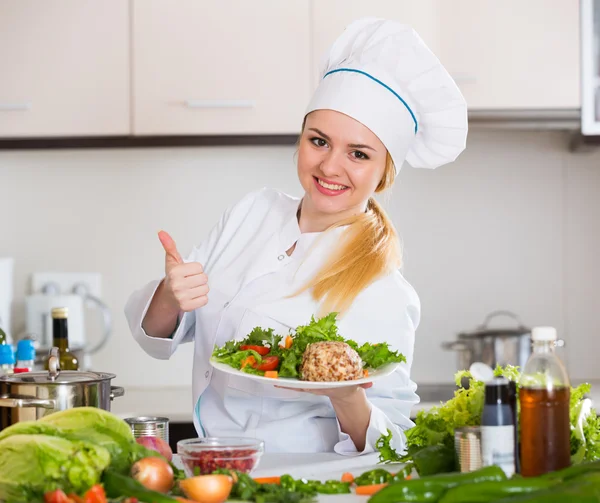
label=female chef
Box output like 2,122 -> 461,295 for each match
125,18 -> 467,455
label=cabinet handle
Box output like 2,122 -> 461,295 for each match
185,100 -> 255,109
0,103 -> 31,111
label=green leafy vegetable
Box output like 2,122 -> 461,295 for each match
214,470 -> 318,502
376,365 -> 600,476
0,434 -> 110,502
0,407 -> 143,473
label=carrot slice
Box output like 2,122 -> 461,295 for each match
355,483 -> 388,495
254,476 -> 281,484
241,356 -> 256,369
341,472 -> 354,483
363,369 -> 369,377
285,335 -> 293,349
264,371 -> 278,379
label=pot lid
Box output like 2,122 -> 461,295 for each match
0,370 -> 116,384
459,310 -> 530,338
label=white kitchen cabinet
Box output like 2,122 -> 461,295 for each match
310,1 -> 440,90
0,1 -> 129,138
437,0 -> 580,110
132,0 -> 310,135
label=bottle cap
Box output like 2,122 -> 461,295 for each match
470,362 -> 495,382
16,339 -> 36,361
532,326 -> 557,342
484,377 -> 510,405
0,344 -> 15,365
51,307 -> 68,319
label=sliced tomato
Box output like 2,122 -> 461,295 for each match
256,356 -> 279,371
83,485 -> 107,503
240,345 -> 270,356
67,495 -> 85,503
45,490 -> 72,503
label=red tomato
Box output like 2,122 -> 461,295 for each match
240,345 -> 270,356
45,490 -> 72,503
83,485 -> 107,503
256,356 -> 279,371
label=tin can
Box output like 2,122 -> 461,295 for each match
454,426 -> 482,473
124,416 -> 169,443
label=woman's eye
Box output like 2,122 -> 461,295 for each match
352,150 -> 369,160
310,137 -> 328,148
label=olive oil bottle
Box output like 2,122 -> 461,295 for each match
45,307 -> 79,371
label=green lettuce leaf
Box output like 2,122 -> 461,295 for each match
0,434 -> 110,502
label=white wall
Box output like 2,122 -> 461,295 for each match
1,130 -> 599,388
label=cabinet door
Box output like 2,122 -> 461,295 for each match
311,1 -> 440,90
0,1 -> 129,137
133,0 -> 310,135
438,0 -> 580,109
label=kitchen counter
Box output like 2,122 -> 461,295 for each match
173,452 -> 402,502
112,379 -> 600,425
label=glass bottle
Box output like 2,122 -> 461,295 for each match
519,326 -> 571,477
0,344 -> 15,376
15,339 -> 36,372
481,378 -> 516,477
45,307 -> 79,371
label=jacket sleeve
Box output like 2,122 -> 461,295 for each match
124,191 -> 253,360
333,280 -> 421,456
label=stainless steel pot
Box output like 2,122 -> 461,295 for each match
0,348 -> 124,429
442,310 -> 564,371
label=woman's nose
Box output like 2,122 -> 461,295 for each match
319,151 -> 344,178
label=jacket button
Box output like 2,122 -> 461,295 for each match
224,301 -> 230,308
205,371 -> 210,378
278,254 -> 285,261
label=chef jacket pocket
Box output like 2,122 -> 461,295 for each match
226,308 -> 302,400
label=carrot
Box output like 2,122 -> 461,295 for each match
254,476 -> 281,484
285,335 -> 293,349
355,483 -> 388,495
341,472 -> 354,483
241,356 -> 256,369
264,371 -> 278,379
363,369 -> 369,378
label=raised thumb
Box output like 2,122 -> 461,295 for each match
158,230 -> 183,265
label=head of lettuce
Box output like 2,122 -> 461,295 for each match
0,434 -> 110,502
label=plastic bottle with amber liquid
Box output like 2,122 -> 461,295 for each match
519,326 -> 570,477
44,307 -> 79,371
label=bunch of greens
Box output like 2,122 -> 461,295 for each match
212,312 -> 406,378
376,365 -> 600,476
213,469 -> 349,502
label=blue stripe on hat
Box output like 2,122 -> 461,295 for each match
323,68 -> 418,134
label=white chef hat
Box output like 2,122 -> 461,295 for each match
305,17 -> 468,174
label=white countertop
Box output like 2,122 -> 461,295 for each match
111,379 -> 600,424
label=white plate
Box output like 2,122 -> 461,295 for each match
209,358 -> 401,389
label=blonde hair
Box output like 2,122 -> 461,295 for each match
294,148 -> 402,316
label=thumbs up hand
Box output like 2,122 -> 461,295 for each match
158,230 -> 209,312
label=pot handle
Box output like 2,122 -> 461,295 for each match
441,341 -> 470,351
478,310 -> 527,330
0,395 -> 56,409
110,386 -> 125,400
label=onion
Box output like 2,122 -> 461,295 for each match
179,475 -> 233,503
131,456 -> 174,493
136,436 -> 173,462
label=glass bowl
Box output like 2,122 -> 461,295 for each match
177,437 -> 264,476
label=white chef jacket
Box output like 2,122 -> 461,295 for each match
125,187 -> 421,455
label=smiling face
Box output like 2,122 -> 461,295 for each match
297,110 -> 388,227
